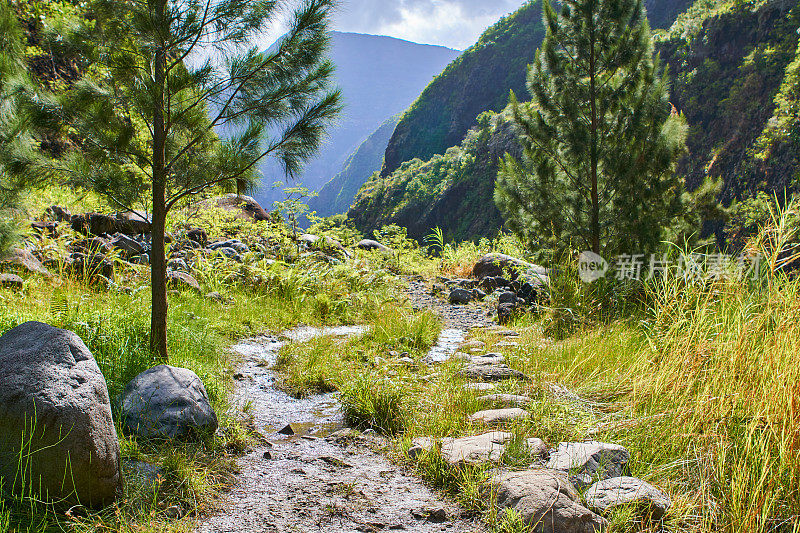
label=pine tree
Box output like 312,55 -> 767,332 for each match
0,1 -> 39,254
60,0 -> 341,360
495,0 -> 687,256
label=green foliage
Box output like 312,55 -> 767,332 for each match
496,0 -> 688,256
350,110 -> 511,242
381,1 -> 546,176
340,373 -> 408,435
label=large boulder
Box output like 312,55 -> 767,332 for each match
547,441 -> 630,489
109,233 -> 147,257
449,288 -> 473,305
209,194 -> 269,222
487,469 -> 607,532
585,477 -> 671,520
119,365 -> 218,439
0,322 -> 122,507
0,273 -> 24,290
409,431 -> 513,465
46,205 -> 72,222
167,271 -> 201,292
472,253 -> 547,281
117,211 -> 151,235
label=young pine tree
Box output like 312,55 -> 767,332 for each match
0,1 -> 49,254
61,0 -> 341,360
495,0 -> 687,256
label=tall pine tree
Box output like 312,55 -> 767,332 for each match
495,0 -> 687,256
59,0 -> 341,360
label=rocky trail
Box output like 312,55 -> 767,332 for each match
196,282 -> 491,533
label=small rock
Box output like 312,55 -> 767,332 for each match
585,476 -> 671,520
469,353 -> 506,366
278,424 -> 295,436
164,505 -> 182,519
0,273 -> 23,290
468,408 -> 529,426
463,382 -> 497,392
262,451 -> 272,460
449,288 -> 473,305
458,364 -> 529,382
477,393 -> 532,408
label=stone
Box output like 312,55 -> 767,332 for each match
460,340 -> 485,350
210,239 -> 249,254
119,365 -> 218,440
109,233 -> 146,257
0,322 -> 122,506
0,273 -> 24,290
473,288 -> 487,300
167,271 -> 200,292
498,291 -> 519,305
470,353 -> 506,366
117,211 -> 152,235
458,364 -> 530,382
498,302 -> 522,325
472,253 -> 547,281
547,441 -> 630,489
186,227 -> 208,247
585,477 -> 671,520
67,252 -> 115,282
496,341 -> 520,348
46,205 -> 72,222
1,248 -> 53,277
479,276 -> 512,292
487,469 -> 607,533
168,258 -> 190,272
278,424 -> 296,435
469,408 -> 529,426
410,432 -> 513,465
477,394 -> 532,408
356,239 -> 391,252
214,246 -> 242,262
206,291 -> 224,302
71,213 -> 118,236
31,220 -> 59,237
208,194 -> 270,222
448,288 -> 473,305
526,438 -> 548,457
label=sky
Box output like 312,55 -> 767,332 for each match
264,0 -> 528,51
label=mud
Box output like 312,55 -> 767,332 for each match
195,325 -> 485,533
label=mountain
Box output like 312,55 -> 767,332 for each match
350,0 -> 800,243
349,110 -> 515,242
378,0 -> 689,179
308,115 -> 400,218
252,32 -> 460,210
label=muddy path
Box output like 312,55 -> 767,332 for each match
197,281 -> 493,533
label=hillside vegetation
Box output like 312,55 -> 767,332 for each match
353,0 -> 800,244
380,0 -> 690,179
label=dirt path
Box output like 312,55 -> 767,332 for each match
196,280 -> 493,533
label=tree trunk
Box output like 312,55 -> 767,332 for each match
150,0 -> 169,361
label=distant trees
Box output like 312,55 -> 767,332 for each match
59,0 -> 341,360
495,0 -> 687,256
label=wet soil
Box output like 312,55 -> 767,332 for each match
196,319 -> 488,533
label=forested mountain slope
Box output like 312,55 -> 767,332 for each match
351,0 -> 800,243
379,0 -> 691,179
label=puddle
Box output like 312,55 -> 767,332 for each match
424,328 -> 466,363
230,325 -> 369,437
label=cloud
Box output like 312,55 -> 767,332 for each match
336,0 -> 524,49
255,0 -> 525,51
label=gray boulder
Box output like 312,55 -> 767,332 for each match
585,477 -> 671,519
449,288 -> 473,305
109,233 -> 146,257
214,246 -> 242,262
547,441 -> 630,489
1,248 -> 53,278
210,239 -> 249,254
167,271 -> 200,292
477,393 -> 531,408
409,432 -> 513,465
119,365 -> 218,439
356,239 -> 391,252
0,322 -> 121,507
469,408 -> 529,426
458,364 -> 530,382
487,469 -> 607,532
472,253 -> 547,281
